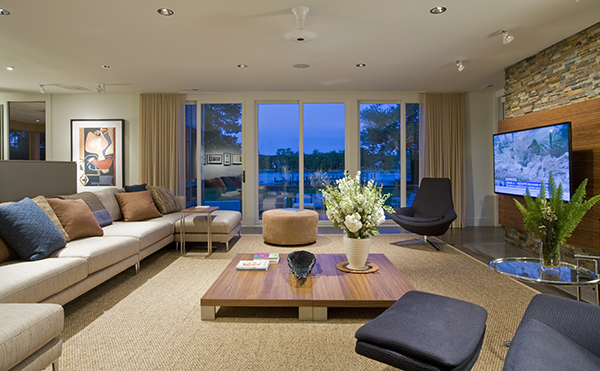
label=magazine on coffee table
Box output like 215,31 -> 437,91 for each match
253,253 -> 280,264
236,260 -> 270,271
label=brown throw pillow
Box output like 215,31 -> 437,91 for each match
47,198 -> 104,241
0,236 -> 19,263
32,195 -> 71,243
114,190 -> 162,222
147,186 -> 181,214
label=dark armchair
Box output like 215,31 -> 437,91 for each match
386,177 -> 457,250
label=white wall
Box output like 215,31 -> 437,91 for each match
49,94 -> 140,186
465,92 -> 497,226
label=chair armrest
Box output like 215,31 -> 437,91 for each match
520,294 -> 600,357
393,206 -> 416,217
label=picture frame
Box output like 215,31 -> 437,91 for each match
232,154 -> 242,165
71,119 -> 124,192
207,154 -> 222,164
223,153 -> 231,166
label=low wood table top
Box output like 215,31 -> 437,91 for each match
201,253 -> 415,308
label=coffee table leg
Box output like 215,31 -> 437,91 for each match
313,307 -> 328,321
201,306 -> 216,321
299,307 -> 313,320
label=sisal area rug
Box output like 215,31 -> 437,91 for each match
49,234 -> 538,371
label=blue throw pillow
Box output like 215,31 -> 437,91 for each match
93,209 -> 113,227
124,183 -> 147,192
0,198 -> 66,261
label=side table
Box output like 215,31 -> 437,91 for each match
489,257 -> 600,305
179,206 -> 219,257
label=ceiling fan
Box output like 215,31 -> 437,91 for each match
285,6 -> 319,42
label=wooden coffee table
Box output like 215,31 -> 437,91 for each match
201,253 -> 415,321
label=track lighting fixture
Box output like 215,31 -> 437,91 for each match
456,60 -> 465,72
96,84 -> 106,93
502,30 -> 514,45
39,84 -> 47,94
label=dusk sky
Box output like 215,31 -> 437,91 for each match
258,103 -> 345,155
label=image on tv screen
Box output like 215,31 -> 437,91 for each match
494,122 -> 571,201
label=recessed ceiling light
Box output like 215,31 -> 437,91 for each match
356,63 -> 367,68
6,66 -> 14,71
430,6 -> 447,14
158,8 -> 174,16
102,65 -> 113,69
0,9 -> 10,16
293,63 -> 310,69
237,64 -> 248,69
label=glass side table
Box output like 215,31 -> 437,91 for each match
489,257 -> 600,305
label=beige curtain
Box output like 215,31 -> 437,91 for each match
139,93 -> 185,196
420,92 -> 466,228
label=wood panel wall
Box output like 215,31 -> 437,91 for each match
498,97 -> 600,254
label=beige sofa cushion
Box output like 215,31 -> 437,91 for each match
52,236 -> 140,275
0,258 -> 88,303
103,219 -> 175,247
0,303 -> 63,371
94,188 -> 124,221
175,210 -> 242,234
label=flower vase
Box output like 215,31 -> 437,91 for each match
539,238 -> 561,276
343,236 -> 371,271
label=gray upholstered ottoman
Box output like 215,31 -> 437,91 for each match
0,303 -> 64,371
355,291 -> 488,371
262,209 -> 318,246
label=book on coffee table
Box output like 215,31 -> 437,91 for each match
236,260 -> 270,271
253,253 -> 280,264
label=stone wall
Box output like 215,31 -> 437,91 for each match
504,22 -> 600,119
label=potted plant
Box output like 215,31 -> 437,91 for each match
514,172 -> 600,271
321,171 -> 393,270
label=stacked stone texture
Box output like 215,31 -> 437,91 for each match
504,22 -> 600,119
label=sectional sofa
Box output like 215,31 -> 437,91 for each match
0,185 -> 241,371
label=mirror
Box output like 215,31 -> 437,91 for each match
8,101 -> 46,160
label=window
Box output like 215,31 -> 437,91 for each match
360,103 -> 419,210
258,103 -> 345,219
201,104 -> 243,212
184,103 -> 197,207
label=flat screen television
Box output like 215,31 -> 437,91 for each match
493,122 -> 572,201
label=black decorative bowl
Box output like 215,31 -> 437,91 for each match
287,251 -> 316,280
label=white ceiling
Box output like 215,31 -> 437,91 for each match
0,0 -> 598,95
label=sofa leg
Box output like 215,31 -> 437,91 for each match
226,241 -> 230,251
52,359 -> 59,371
135,262 -> 140,274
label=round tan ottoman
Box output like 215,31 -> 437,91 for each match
262,209 -> 318,246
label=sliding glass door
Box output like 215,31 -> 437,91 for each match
258,103 -> 345,219
200,104 -> 243,212
360,102 -> 419,210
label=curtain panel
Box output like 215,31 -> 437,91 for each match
139,93 -> 185,196
420,92 -> 466,228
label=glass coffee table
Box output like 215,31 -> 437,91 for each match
489,257 -> 600,304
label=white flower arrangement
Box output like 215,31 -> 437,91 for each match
321,170 -> 394,239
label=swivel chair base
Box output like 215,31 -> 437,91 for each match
395,235 -> 440,251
